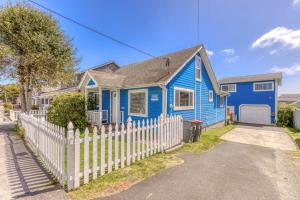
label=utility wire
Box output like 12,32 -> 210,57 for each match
197,0 -> 200,44
26,0 -> 157,59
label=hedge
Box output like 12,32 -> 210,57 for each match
47,92 -> 87,131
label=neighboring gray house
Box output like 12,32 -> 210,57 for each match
278,94 -> 300,108
33,61 -> 120,110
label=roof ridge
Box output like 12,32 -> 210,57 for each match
116,45 -> 202,70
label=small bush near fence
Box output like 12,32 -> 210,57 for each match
47,92 -> 87,131
277,104 -> 295,127
4,102 -> 13,110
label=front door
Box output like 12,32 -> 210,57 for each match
111,91 -> 117,123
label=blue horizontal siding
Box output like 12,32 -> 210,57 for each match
120,86 -> 162,122
167,57 -> 196,121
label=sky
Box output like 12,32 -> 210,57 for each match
1,0 -> 300,94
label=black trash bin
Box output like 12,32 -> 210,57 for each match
189,120 -> 203,142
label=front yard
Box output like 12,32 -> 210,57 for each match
68,124 -> 236,200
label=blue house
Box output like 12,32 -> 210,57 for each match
79,45 -> 227,127
219,73 -> 282,125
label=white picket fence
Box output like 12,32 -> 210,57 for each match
19,113 -> 66,185
19,113 -> 183,190
9,110 -> 21,121
294,109 -> 300,130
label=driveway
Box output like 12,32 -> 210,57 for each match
0,122 -> 67,200
221,124 -> 297,151
101,125 -> 300,200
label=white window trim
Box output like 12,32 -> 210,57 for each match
220,96 -> 224,108
209,90 -> 214,102
173,87 -> 195,111
221,84 -> 236,93
128,89 -> 148,117
253,81 -> 274,92
195,55 -> 201,82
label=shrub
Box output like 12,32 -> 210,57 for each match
47,92 -> 87,131
277,104 -> 295,127
87,95 -> 97,110
14,124 -> 25,139
3,102 -> 13,110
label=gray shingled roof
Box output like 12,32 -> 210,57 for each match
115,45 -> 201,86
88,70 -> 126,88
83,45 -> 223,94
278,94 -> 300,103
219,72 -> 282,84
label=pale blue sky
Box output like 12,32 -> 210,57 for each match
1,0 -> 300,94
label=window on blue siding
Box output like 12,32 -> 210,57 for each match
221,84 -> 236,92
174,87 -> 194,110
128,89 -> 148,117
195,56 -> 201,81
209,90 -> 213,102
253,82 -> 274,91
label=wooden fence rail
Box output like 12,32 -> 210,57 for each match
19,113 -> 183,190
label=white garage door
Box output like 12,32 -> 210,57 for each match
240,105 -> 271,125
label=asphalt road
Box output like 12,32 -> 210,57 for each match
101,126 -> 300,200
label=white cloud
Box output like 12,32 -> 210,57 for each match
252,27 -> 300,54
293,0 -> 300,6
271,63 -> 300,75
220,48 -> 239,63
206,49 -> 214,58
225,56 -> 240,64
221,48 -> 235,56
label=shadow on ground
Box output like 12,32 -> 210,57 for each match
1,123 -> 66,199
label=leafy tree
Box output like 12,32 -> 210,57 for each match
47,92 -> 87,131
0,83 -> 20,103
0,3 -> 76,112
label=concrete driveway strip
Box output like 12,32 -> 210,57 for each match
221,125 -> 297,151
0,122 -> 67,200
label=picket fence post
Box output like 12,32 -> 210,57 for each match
67,122 -> 74,191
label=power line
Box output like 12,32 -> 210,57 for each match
26,0 -> 157,58
197,0 -> 200,44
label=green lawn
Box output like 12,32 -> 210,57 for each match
68,153 -> 182,200
182,125 -> 236,153
287,127 -> 300,148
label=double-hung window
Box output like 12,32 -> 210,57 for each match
221,84 -> 236,92
253,82 -> 274,91
174,87 -> 194,110
195,56 -> 201,81
209,90 -> 214,102
128,89 -> 148,117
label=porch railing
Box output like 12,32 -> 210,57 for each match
87,110 -> 108,125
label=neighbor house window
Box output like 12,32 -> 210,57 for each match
253,82 -> 274,91
195,56 -> 201,81
220,96 -> 224,107
221,84 -> 236,92
174,87 -> 194,110
128,89 -> 148,117
209,90 -> 213,102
